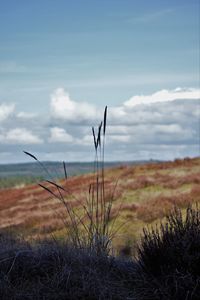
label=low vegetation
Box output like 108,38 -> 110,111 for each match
0,206 -> 199,299
135,206 -> 200,300
0,232 -> 136,300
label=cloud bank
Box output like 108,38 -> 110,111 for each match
48,127 -> 74,143
50,88 -> 98,123
0,128 -> 42,145
124,88 -> 200,107
0,87 -> 199,163
0,103 -> 15,122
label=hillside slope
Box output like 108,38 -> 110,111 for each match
0,157 -> 199,251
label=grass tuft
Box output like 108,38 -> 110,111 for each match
24,107 -> 119,256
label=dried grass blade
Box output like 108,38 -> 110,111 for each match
23,151 -> 38,161
38,183 -> 59,199
103,106 -> 107,136
45,180 -> 66,192
92,127 -> 97,150
63,161 -> 68,180
97,121 -> 102,148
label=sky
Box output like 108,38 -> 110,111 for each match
0,0 -> 199,163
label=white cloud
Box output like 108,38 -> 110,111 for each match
78,134 -> 93,146
0,87 -> 199,162
0,103 -> 15,122
152,124 -> 183,134
50,88 -> 98,123
124,87 -> 200,108
107,124 -> 186,137
109,106 -> 127,121
109,135 -> 131,143
0,128 -> 43,144
17,112 -> 37,119
107,125 -> 128,135
48,127 -> 74,143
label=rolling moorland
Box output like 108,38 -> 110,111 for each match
0,156 -> 199,253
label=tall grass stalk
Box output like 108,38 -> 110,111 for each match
24,107 -> 117,255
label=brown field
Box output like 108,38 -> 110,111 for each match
0,157 -> 200,251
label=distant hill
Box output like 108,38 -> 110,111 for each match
0,160 -> 157,188
0,160 -> 156,177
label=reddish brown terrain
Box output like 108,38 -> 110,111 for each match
0,157 -> 199,249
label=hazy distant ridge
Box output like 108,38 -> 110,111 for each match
0,161 -> 155,179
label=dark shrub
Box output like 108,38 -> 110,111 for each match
0,234 -> 136,300
135,205 -> 200,300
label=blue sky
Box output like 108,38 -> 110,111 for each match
0,0 -> 199,163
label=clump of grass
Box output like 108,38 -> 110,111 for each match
134,205 -> 200,300
24,107 -> 120,255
